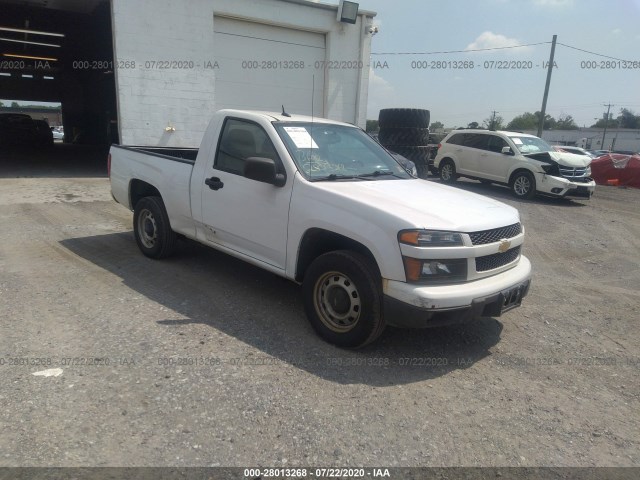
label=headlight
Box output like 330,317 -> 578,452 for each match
399,230 -> 464,247
402,257 -> 467,284
585,166 -> 591,176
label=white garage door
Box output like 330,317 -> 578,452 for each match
214,16 -> 326,116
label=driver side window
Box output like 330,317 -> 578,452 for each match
215,119 -> 281,176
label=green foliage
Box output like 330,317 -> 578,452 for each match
555,114 -> 578,130
366,120 -> 379,132
617,108 -> 639,129
429,121 -> 444,131
507,111 -> 556,130
467,121 -> 480,129
483,115 -> 505,130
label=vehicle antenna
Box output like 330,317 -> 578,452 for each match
281,105 -> 291,118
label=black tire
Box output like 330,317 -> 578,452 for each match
378,127 -> 430,146
510,171 -> 537,200
378,108 -> 430,129
133,196 -> 177,259
302,250 -> 385,348
439,159 -> 457,183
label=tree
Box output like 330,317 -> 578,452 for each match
366,120 -> 379,132
535,111 -> 556,130
467,121 -> 480,129
483,114 -> 504,130
11,101 -> 19,108
429,121 -> 444,131
507,112 -> 538,130
555,114 -> 578,130
617,108 -> 639,129
591,113 -> 618,128
507,111 -> 556,131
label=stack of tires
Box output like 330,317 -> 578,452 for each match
378,108 -> 432,178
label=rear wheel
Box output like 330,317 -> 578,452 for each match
510,171 -> 536,200
133,196 -> 177,259
302,250 -> 385,348
439,160 -> 457,183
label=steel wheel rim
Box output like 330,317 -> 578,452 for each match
137,209 -> 158,248
314,271 -> 361,333
441,164 -> 453,180
513,176 -> 531,196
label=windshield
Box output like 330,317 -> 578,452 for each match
274,122 -> 411,180
509,135 -> 554,154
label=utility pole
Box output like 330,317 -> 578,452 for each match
537,34 -> 557,138
489,110 -> 498,130
602,103 -> 613,151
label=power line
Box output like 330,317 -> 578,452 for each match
370,42 -> 550,56
370,41 -> 633,63
556,42 -> 635,62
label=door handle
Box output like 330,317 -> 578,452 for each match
205,177 -> 224,190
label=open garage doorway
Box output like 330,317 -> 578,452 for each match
0,0 -> 116,176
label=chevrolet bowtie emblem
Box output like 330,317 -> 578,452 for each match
498,239 -> 511,253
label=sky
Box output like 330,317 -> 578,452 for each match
357,0 -> 640,128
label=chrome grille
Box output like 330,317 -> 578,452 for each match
559,166 -> 589,179
476,247 -> 521,272
468,223 -> 522,246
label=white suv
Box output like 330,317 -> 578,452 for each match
434,129 -> 596,199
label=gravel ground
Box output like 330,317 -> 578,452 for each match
0,149 -> 638,469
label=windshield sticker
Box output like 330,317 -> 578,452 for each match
283,127 -> 319,149
512,138 -> 523,145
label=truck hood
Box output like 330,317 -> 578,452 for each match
312,179 -> 520,232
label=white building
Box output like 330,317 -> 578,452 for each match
521,128 -> 640,152
1,0 -> 376,146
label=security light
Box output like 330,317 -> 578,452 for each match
337,1 -> 359,24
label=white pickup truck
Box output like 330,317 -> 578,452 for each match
109,109 -> 532,348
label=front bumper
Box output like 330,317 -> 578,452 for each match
536,174 -> 596,198
382,256 -> 531,328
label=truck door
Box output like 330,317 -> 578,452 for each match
199,117 -> 293,272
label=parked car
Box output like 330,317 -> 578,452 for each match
388,151 -> 418,177
51,126 -> 64,141
589,150 -> 610,157
33,120 -> 54,147
0,113 -> 36,147
553,145 -> 596,159
109,110 -> 532,348
0,114 -> 53,148
611,149 -> 639,155
434,129 -> 596,200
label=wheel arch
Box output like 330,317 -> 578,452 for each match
295,228 -> 380,283
129,179 -> 162,210
508,167 -> 537,186
437,156 -> 456,168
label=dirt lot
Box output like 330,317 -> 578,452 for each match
0,148 -> 638,469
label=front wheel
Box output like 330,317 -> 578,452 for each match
510,171 -> 536,200
133,196 -> 177,258
302,251 -> 385,348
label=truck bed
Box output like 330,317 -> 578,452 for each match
114,145 -> 198,163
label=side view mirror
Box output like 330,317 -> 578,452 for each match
244,157 -> 286,187
501,146 -> 514,155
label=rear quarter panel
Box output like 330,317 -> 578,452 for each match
109,145 -> 196,237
